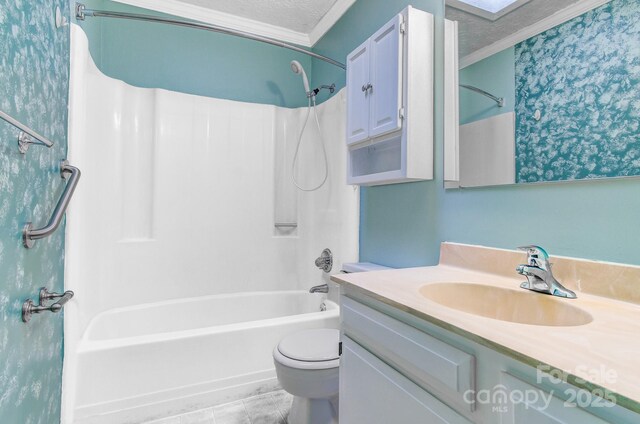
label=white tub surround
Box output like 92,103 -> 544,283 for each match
64,24 -> 357,424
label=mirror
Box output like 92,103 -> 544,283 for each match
444,0 -> 640,188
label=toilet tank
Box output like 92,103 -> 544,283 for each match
341,262 -> 392,273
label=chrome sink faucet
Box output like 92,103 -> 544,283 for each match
516,245 -> 577,299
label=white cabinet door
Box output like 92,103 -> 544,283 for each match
368,14 -> 403,139
346,39 -> 371,145
340,337 -> 471,424
341,297 -> 476,412
500,373 -> 610,424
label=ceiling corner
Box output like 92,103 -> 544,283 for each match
309,0 -> 357,46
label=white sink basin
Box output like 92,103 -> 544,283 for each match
419,283 -> 592,327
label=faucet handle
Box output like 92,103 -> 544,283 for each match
517,245 -> 549,258
517,245 -> 551,270
314,248 -> 333,273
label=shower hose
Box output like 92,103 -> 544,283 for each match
291,96 -> 329,191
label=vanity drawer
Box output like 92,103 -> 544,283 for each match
340,336 -> 472,424
341,296 -> 476,413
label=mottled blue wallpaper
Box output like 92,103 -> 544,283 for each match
0,0 -> 70,423
515,0 -> 640,183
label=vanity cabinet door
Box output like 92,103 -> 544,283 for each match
340,337 -> 471,424
500,373 -> 610,424
368,14 -> 404,139
341,296 -> 475,413
346,39 -> 371,145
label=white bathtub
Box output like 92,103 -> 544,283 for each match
72,291 -> 339,424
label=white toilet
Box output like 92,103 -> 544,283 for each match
273,328 -> 340,424
274,263 -> 391,423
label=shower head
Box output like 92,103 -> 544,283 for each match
290,60 -> 310,95
290,60 -> 303,74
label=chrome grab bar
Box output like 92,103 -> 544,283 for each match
22,287 -> 75,323
0,109 -> 55,154
23,160 -> 81,248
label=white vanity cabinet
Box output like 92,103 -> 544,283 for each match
339,292 -> 639,424
346,6 -> 433,186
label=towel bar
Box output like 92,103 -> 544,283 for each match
0,109 -> 54,153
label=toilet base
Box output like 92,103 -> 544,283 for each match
287,395 -> 339,424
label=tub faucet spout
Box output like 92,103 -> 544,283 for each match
309,284 -> 329,294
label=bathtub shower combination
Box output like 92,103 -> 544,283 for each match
63,25 -> 358,424
73,292 -> 338,424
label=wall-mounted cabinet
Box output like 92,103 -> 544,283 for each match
346,6 -> 434,186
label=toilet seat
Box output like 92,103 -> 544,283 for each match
274,329 -> 340,370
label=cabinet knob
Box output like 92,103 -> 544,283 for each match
361,83 -> 373,93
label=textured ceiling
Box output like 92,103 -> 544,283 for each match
175,0 -> 339,33
446,0 -> 581,57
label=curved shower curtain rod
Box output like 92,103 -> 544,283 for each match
74,3 -> 347,70
459,84 -> 505,107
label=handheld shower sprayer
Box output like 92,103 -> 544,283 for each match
290,60 -> 311,97
289,60 -> 329,192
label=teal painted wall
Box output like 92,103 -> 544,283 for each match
0,0 -> 70,423
459,47 -> 514,125
74,0 -> 313,108
313,1 -> 640,268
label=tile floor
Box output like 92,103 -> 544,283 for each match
146,390 -> 293,424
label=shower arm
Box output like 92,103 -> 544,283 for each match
75,3 -> 346,70
309,84 -> 336,98
459,84 -> 505,107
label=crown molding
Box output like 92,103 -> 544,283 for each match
111,0 -> 355,48
112,0 -> 312,46
460,0 -> 611,69
308,0 -> 357,46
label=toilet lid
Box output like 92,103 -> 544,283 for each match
278,329 -> 340,362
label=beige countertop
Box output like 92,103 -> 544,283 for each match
331,243 -> 640,414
